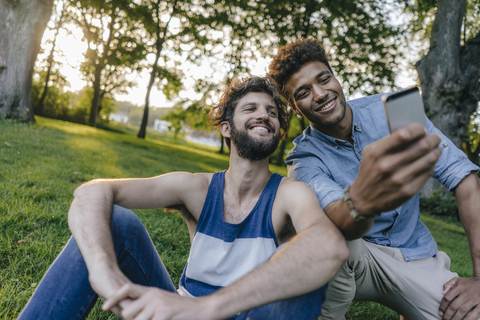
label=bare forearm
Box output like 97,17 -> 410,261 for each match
68,181 -> 117,270
201,223 -> 348,318
324,198 -> 375,240
456,173 -> 480,275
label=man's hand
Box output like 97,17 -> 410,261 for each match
88,262 -> 130,300
350,124 -> 442,217
439,276 -> 480,320
102,283 -> 216,320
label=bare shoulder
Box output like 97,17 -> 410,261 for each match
276,177 -> 317,203
171,172 -> 213,188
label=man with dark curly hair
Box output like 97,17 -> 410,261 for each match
19,76 -> 348,320
268,38 -> 480,320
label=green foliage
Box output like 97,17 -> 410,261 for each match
213,0 -> 403,96
31,74 -> 88,124
420,188 -> 459,218
463,110 -> 480,165
163,105 -> 187,139
68,0 -> 147,125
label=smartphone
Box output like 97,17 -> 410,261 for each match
382,87 -> 427,133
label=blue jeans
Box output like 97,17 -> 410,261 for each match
19,205 -> 327,320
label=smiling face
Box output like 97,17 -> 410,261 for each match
226,92 -> 281,161
285,61 -> 349,131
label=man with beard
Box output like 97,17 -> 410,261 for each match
19,76 -> 348,320
268,38 -> 480,320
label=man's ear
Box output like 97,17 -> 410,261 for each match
220,122 -> 231,138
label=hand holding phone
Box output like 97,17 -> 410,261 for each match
382,87 -> 427,133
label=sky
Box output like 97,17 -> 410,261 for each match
37,13 -> 419,109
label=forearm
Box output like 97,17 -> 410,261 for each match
456,173 -> 480,276
325,198 -> 375,240
68,181 -> 118,272
201,223 -> 348,319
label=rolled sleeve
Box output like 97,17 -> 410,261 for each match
427,117 -> 479,190
287,153 -> 344,210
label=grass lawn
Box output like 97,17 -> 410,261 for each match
0,117 -> 472,319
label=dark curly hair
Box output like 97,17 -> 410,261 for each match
268,38 -> 333,104
209,76 -> 289,149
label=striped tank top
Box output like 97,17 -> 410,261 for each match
178,170 -> 283,297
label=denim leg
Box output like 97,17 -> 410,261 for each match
18,205 -> 176,320
235,283 -> 328,320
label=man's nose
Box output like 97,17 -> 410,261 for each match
256,107 -> 269,120
312,84 -> 327,102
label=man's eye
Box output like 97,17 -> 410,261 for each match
297,91 -> 308,100
268,110 -> 277,117
320,76 -> 330,83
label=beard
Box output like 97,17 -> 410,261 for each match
230,121 -> 281,161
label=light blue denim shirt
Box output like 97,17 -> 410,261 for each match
286,93 -> 479,261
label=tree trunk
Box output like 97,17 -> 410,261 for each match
88,65 -> 103,127
0,0 -> 54,122
416,0 -> 480,197
138,0 -> 176,139
138,53 -> 159,139
36,39 -> 56,117
36,1 -> 65,117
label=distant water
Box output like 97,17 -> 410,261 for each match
185,134 -> 221,147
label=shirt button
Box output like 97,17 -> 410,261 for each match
354,147 -> 358,152
443,142 -> 448,147
384,232 -> 389,236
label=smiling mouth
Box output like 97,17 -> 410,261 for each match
250,126 -> 269,133
247,121 -> 274,133
316,98 -> 336,112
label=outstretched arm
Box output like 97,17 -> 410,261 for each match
103,179 -> 348,320
324,124 -> 442,239
68,172 -> 207,299
439,172 -> 480,320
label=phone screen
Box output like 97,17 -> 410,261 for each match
383,87 -> 427,132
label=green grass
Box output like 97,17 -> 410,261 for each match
0,117 -> 472,319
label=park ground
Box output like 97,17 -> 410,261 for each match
0,117 -> 473,319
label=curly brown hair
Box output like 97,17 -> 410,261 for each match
209,76 -> 289,149
268,38 -> 333,104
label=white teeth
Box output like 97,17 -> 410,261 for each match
252,126 -> 268,132
320,100 -> 335,111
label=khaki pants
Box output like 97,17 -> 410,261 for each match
320,239 -> 457,320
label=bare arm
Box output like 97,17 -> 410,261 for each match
103,179 -> 348,320
68,172 -> 208,299
439,173 -> 480,319
325,124 -> 442,240
205,180 -> 348,318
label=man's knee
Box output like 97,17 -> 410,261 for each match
110,205 -> 147,238
345,239 -> 369,265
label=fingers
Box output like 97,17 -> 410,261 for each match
369,124 -> 427,157
443,278 -> 458,295
102,283 -> 142,311
464,306 -> 480,320
388,143 -> 441,192
377,133 -> 441,174
120,297 -> 152,320
439,278 -> 458,317
438,277 -> 480,320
